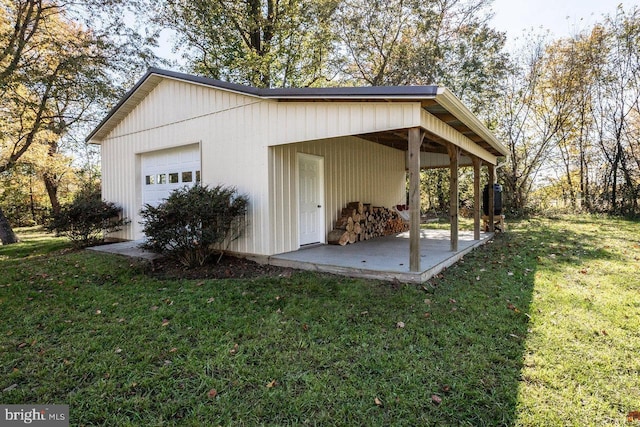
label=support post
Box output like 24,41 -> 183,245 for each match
488,163 -> 496,232
408,127 -> 424,272
447,144 -> 460,252
472,157 -> 482,240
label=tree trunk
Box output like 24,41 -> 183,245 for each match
43,172 -> 61,216
0,207 -> 19,244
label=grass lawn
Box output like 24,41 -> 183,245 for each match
1,217 -> 639,426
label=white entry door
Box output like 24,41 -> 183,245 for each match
298,153 -> 325,246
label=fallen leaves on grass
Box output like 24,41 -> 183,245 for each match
161,318 -> 170,327
374,397 -> 383,406
207,389 -> 218,399
230,343 -> 239,355
628,411 -> 640,422
266,380 -> 277,388
507,303 -> 520,313
431,394 -> 442,405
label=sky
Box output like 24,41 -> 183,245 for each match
490,0 -> 636,41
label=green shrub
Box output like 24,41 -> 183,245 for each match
139,184 -> 249,267
49,185 -> 126,247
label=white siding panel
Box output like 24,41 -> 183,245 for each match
269,136 -> 406,255
262,102 -> 419,147
108,79 -> 258,140
101,78 -> 420,254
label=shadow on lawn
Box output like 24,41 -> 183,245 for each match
420,216 -> 618,425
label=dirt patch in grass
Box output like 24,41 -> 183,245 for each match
148,254 -> 294,280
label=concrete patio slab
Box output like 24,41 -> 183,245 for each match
87,240 -> 159,261
269,229 -> 494,283
88,230 -> 494,284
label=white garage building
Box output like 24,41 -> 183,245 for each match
87,68 -> 507,274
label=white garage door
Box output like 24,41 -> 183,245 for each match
142,144 -> 201,207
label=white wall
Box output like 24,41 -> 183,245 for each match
101,78 -> 262,242
268,137 -> 407,255
100,78 -> 419,254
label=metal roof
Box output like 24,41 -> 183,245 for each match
87,67 -> 507,157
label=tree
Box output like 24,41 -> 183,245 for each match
591,6 -> 640,215
491,31 -> 590,215
332,0 -> 417,86
156,0 -> 338,88
0,0 -> 158,243
333,0 -> 508,111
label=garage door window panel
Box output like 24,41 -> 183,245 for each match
142,145 -> 201,207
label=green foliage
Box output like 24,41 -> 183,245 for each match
48,185 -> 125,247
158,0 -> 337,88
140,184 -> 249,267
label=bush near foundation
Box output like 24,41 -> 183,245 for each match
49,185 -> 125,247
140,184 -> 248,267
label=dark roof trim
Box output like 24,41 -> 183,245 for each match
147,68 -> 265,96
147,67 -> 441,98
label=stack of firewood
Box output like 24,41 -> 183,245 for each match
328,201 -> 409,245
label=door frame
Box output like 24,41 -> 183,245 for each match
297,153 -> 325,246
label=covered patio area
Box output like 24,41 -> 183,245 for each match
269,228 -> 494,284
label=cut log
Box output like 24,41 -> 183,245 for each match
346,201 -> 364,214
345,216 -> 354,232
328,229 -> 349,245
353,222 -> 362,234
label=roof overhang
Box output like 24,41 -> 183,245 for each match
86,68 -> 508,160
